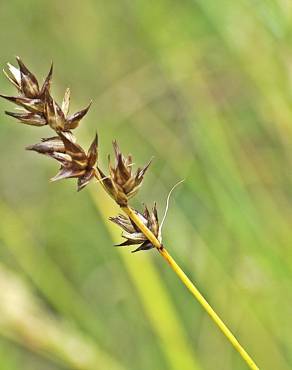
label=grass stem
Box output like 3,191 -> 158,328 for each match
121,205 -> 260,370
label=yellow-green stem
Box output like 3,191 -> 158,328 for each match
121,205 -> 259,370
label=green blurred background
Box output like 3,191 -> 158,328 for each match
0,1 -> 291,369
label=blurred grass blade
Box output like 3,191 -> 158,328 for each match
0,262 -> 124,370
0,200 -> 108,342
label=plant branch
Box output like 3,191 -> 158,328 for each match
1,58 -> 260,370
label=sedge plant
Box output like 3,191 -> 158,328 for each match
1,57 -> 259,370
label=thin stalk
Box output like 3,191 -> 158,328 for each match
121,205 -> 260,370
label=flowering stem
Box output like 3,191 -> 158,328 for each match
2,58 -> 259,370
121,205 -> 260,370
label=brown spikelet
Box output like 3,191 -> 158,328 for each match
1,58 -> 89,131
110,204 -> 160,252
97,141 -> 151,206
27,132 -> 98,191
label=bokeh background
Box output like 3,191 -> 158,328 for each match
0,1 -> 291,369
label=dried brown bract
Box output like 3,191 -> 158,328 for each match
110,204 -> 161,252
27,132 -> 98,191
3,56 -> 52,99
26,132 -> 76,154
4,110 -> 47,127
97,141 -> 151,206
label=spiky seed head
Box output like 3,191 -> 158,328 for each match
1,58 -> 89,131
1,58 -> 53,127
27,132 -> 98,191
97,141 -> 151,206
110,204 -> 160,252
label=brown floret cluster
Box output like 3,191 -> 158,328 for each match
1,57 -> 159,252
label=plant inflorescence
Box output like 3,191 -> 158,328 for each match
1,57 -> 260,369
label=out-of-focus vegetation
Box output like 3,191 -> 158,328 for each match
0,1 -> 291,369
